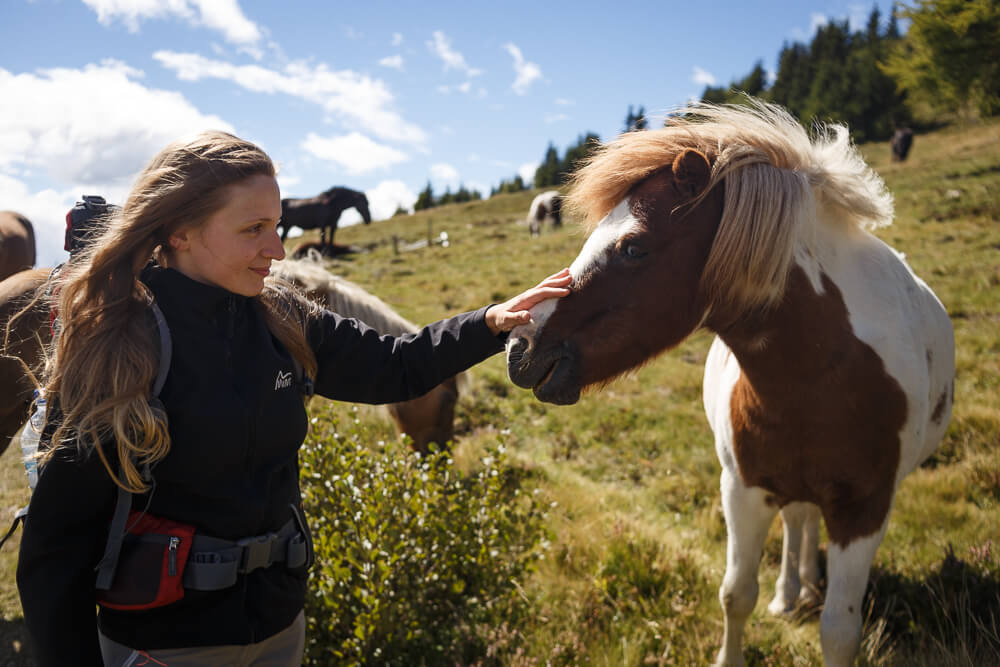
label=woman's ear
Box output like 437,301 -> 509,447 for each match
168,229 -> 190,251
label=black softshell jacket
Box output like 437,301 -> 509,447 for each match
17,266 -> 507,665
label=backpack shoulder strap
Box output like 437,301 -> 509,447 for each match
94,301 -> 168,583
150,300 -> 171,400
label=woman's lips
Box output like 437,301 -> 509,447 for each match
250,267 -> 270,277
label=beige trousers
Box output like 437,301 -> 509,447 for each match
98,611 -> 305,667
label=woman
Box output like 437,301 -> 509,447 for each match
16,131 -> 571,666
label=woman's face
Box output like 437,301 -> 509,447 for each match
169,173 -> 285,297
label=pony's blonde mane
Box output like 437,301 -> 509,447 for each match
566,98 -> 894,314
272,256 -> 418,336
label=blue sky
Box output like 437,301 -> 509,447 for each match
2,0 -> 896,266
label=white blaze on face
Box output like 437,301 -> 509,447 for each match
509,198 -> 639,348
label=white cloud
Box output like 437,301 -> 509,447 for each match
466,181 -> 489,198
301,132 -> 409,174
791,12 -> 830,40
427,31 -> 482,77
518,162 -> 538,184
379,55 -> 404,71
154,51 -> 427,146
82,0 -> 262,46
0,60 -> 233,266
430,163 -> 460,188
363,179 -> 416,221
391,33 -> 403,47
555,97 -> 574,106
457,81 -> 471,94
692,66 -> 716,87
545,113 -> 569,123
847,3 -> 868,31
503,43 -> 542,95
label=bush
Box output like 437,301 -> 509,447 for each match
299,406 -> 548,665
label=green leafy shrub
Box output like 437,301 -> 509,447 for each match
299,406 -> 548,665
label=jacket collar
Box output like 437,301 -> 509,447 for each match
143,264 -> 250,320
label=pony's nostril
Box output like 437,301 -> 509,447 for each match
507,337 -> 528,364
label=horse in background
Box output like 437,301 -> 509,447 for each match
0,268 -> 49,457
272,257 -> 462,454
0,212 -> 36,282
506,100 -> 954,666
527,190 -> 562,236
280,187 -> 371,245
891,127 -> 913,162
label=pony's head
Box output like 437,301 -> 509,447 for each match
506,99 -> 892,405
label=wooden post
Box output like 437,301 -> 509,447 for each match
392,235 -> 399,255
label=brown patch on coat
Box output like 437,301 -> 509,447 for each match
724,268 -> 908,548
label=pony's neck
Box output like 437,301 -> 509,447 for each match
714,265 -> 856,399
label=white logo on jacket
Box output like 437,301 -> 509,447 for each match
274,370 -> 293,390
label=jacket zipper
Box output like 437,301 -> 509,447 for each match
168,536 -> 180,576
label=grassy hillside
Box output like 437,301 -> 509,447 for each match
1,119 -> 997,665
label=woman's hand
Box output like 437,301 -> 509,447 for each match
484,268 -> 572,335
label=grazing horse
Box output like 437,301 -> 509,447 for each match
279,187 -> 371,245
505,100 -> 954,666
0,212 -> 37,282
891,127 -> 913,162
527,190 -> 562,236
272,257 -> 462,454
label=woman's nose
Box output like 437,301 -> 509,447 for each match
264,230 -> 286,260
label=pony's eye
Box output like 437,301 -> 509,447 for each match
624,244 -> 646,259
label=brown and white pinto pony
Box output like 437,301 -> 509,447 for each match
272,257 -> 462,454
505,100 -> 954,666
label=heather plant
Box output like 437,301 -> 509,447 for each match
299,405 -> 548,666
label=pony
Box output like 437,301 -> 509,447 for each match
527,190 -> 562,236
279,187 -> 372,245
0,212 -> 37,282
0,268 -> 50,457
891,127 -> 914,162
0,261 -> 459,459
272,257 -> 462,454
505,100 -> 955,667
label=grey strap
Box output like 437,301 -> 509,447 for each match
94,484 -> 134,590
182,518 -> 307,591
150,301 -> 171,398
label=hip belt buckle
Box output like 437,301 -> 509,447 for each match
237,532 -> 278,573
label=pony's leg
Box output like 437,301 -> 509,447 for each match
820,526 -> 886,667
714,469 -> 777,667
798,503 -> 822,607
767,502 -> 809,616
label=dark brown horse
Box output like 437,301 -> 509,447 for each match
0,212 -> 37,282
0,268 -> 50,456
280,187 -> 371,244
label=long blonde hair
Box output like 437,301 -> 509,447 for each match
43,131 -> 318,493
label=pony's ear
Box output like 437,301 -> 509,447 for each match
672,149 -> 711,199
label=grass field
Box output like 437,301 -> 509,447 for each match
1,117 -> 997,665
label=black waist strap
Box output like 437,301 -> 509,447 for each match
182,517 -> 308,591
